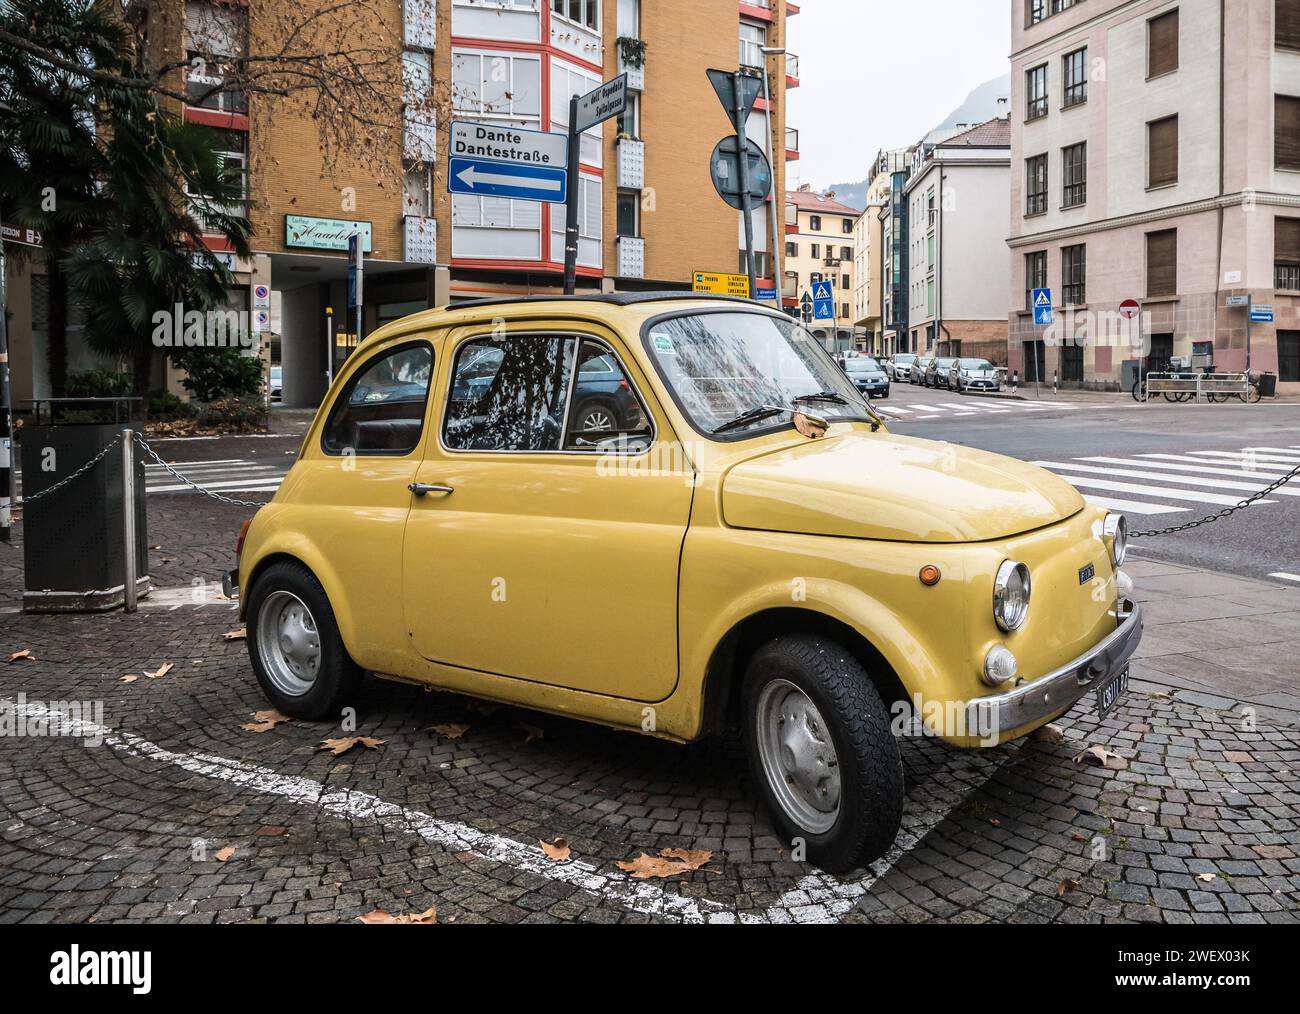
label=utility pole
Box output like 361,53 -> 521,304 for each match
0,240 -> 11,542
760,48 -> 785,310
563,94 -> 582,296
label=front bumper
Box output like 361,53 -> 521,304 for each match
966,599 -> 1143,739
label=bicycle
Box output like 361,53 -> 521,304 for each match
1206,378 -> 1262,404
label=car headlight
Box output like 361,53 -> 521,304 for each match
1103,513 -> 1128,567
983,645 -> 1019,686
993,561 -> 1031,632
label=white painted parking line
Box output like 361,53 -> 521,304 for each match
1270,573 -> 1300,584
1033,461 -> 1300,498
1052,475 -> 1275,508
1081,495 -> 1188,515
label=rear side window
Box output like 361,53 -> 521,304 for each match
322,343 -> 433,455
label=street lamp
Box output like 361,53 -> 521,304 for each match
761,46 -> 785,313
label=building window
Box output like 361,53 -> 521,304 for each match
1276,217 -> 1300,290
1148,115 -> 1179,188
841,303 -> 850,319
1277,95 -> 1300,170
1148,9 -> 1179,78
1280,0 -> 1300,51
616,191 -> 639,238
1025,64 -> 1048,121
1027,0 -> 1047,24
452,50 -> 542,126
841,218 -> 853,234
1026,153 -> 1048,215
1025,250 -> 1047,309
809,215 -> 822,231
1062,244 -> 1086,306
840,245 -> 852,260
1146,229 -> 1177,297
1062,142 -> 1087,208
553,0 -> 599,31
1063,48 -> 1087,107
739,20 -> 766,70
786,241 -> 798,257
842,274 -> 850,290
811,243 -> 820,258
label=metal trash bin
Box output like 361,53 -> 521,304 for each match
1257,372 -> 1278,399
21,422 -> 150,612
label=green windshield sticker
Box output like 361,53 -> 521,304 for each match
652,334 -> 676,355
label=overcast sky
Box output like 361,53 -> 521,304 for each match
786,0 -> 1012,187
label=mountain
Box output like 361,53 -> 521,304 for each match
816,72 -> 1011,210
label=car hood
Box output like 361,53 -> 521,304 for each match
962,369 -> 998,377
851,372 -> 887,381
721,432 -> 1085,543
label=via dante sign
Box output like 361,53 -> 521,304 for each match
449,121 -> 569,205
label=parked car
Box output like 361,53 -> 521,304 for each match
842,356 -> 890,399
910,355 -> 934,384
227,294 -> 1141,874
269,366 -> 282,403
926,357 -> 957,388
888,353 -> 918,382
950,358 -> 1002,393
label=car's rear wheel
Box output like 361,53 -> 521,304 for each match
742,635 -> 904,873
247,561 -> 363,720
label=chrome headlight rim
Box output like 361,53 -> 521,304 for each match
993,560 -> 1032,633
1103,512 -> 1128,567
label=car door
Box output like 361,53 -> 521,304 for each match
401,323 -> 694,702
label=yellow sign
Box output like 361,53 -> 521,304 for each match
692,271 -> 751,298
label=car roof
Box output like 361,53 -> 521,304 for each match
451,291 -> 772,311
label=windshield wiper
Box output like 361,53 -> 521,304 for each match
793,391 -> 851,406
712,405 -> 792,435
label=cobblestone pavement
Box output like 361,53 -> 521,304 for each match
1,434 -> 1298,924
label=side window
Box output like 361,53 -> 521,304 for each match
322,343 -> 432,455
563,339 -> 652,450
444,334 -> 576,452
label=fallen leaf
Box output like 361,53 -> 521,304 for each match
119,674 -> 140,684
1057,878 -> 1080,898
1196,872 -> 1217,882
1072,833 -> 1088,842
242,709 -> 292,733
517,721 -> 544,744
430,722 -> 470,740
988,818 -> 1001,827
618,847 -> 713,879
538,837 -> 571,862
1034,724 -> 1065,744
6,649 -> 33,663
357,907 -> 436,924
145,662 -> 174,680
1072,744 -> 1128,770
792,412 -> 827,439
214,846 -> 237,862
1148,691 -> 1172,701
318,736 -> 386,756
223,628 -> 247,641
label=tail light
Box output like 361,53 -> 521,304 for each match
235,519 -> 252,557
618,379 -> 630,392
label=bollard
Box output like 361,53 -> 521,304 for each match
1052,370 -> 1058,396
1012,370 -> 1019,391
122,429 -> 137,613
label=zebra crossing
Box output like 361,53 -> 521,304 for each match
876,399 -> 1083,422
1032,445 -> 1300,518
143,457 -> 291,496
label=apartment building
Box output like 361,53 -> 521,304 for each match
5,0 -> 799,409
876,147 -> 915,357
1009,0 -> 1300,391
852,171 -> 891,353
905,117 -> 1011,363
784,187 -> 860,349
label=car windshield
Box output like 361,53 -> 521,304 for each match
645,311 -> 877,437
896,354 -> 916,363
934,358 -> 955,369
845,358 -> 882,373
959,359 -> 995,371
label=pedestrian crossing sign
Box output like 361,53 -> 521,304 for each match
1032,288 -> 1053,326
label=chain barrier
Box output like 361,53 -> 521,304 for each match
1131,458 -> 1300,538
17,432 -> 270,509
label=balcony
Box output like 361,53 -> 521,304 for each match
785,126 -> 799,161
403,0 -> 436,49
404,111 -> 437,164
1278,263 -> 1300,291
404,215 -> 437,264
618,138 -> 645,190
785,202 -> 798,235
617,36 -> 646,91
786,53 -> 800,87
617,235 -> 645,279
184,61 -> 247,117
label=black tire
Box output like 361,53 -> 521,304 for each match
246,560 -> 363,720
574,399 -> 620,432
742,635 -> 904,873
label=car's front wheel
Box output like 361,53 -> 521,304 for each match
742,635 -> 904,873
247,560 -> 363,720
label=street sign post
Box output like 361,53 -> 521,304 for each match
811,280 -> 835,321
709,137 -> 773,210
0,222 -> 43,248
693,271 -> 752,298
799,291 -> 813,324
574,74 -> 627,134
1225,295 -> 1249,307
347,233 -> 364,344
1031,288 -> 1053,399
708,68 -> 769,305
1250,304 -> 1274,323
1119,298 -> 1140,319
449,121 -> 569,204
559,79 -> 626,295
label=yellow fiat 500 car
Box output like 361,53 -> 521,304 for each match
229,294 -> 1142,873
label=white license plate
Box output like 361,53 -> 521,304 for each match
1095,667 -> 1129,719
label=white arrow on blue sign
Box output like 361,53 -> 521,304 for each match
449,158 -> 568,204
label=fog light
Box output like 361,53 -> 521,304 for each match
983,646 -> 1019,687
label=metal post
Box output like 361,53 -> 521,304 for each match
121,428 -> 137,613
1246,291 -> 1253,383
1033,330 -> 1041,399
734,72 -> 758,300
760,56 -> 782,310
325,306 -> 334,390
562,95 -> 582,296
0,241 -> 11,542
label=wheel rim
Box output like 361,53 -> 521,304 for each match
755,679 -> 841,834
582,408 -> 614,431
257,590 -> 322,697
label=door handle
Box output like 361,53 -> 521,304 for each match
408,483 -> 454,497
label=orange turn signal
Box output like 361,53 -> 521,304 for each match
919,565 -> 941,587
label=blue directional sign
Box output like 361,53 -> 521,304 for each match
1250,304 -> 1275,323
756,286 -> 778,301
1032,287 -> 1054,326
449,121 -> 569,205
811,280 -> 835,320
